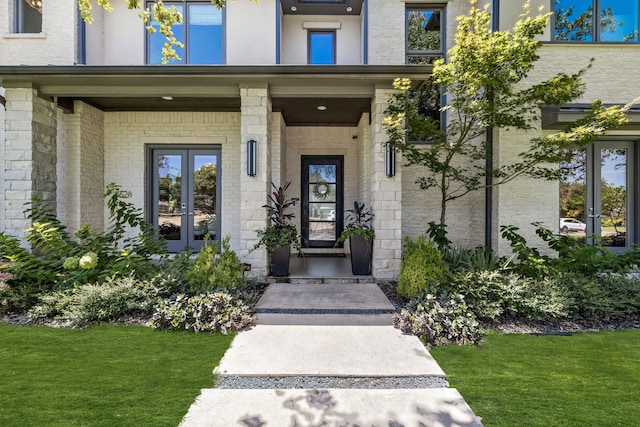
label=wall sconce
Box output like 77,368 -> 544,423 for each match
247,139 -> 257,177
385,145 -> 396,177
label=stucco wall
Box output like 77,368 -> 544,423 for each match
0,0 -> 77,65
227,0 -> 277,64
103,111 -> 242,249
281,14 -> 362,64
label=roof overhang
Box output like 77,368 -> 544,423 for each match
0,65 -> 431,126
542,104 -> 640,130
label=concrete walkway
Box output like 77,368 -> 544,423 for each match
179,283 -> 483,427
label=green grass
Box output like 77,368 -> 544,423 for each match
431,330 -> 640,427
0,324 -> 234,427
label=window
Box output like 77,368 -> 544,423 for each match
554,0 -> 639,42
407,78 -> 444,144
147,1 -> 224,64
15,0 -> 43,33
406,5 -> 444,64
308,30 -> 336,64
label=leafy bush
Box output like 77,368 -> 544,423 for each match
28,273 -> 177,327
186,236 -> 246,293
397,236 -> 449,299
441,246 -> 510,273
558,272 -> 640,320
393,292 -> 484,348
445,270 -> 567,320
150,293 -> 254,334
0,183 -> 167,311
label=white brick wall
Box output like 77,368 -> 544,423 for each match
0,0 -> 77,65
103,111 -> 242,250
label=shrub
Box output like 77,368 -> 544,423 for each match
445,270 -> 567,320
441,245 -> 509,273
397,236 -> 448,299
393,292 -> 484,348
186,236 -> 246,293
28,273 -> 178,327
150,293 -> 254,334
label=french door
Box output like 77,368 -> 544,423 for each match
151,147 -> 220,252
560,141 -> 635,250
301,156 -> 344,248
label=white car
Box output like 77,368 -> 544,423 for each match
560,218 -> 586,233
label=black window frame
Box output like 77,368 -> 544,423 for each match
307,30 -> 337,65
145,0 -> 226,65
552,0 -> 640,43
405,4 -> 446,65
406,78 -> 446,145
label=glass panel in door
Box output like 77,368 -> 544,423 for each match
597,145 -> 629,248
192,153 -> 218,244
157,153 -> 185,250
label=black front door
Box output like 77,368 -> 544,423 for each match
301,156 -> 344,248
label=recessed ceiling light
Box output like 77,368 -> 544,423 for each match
291,6 -> 297,12
161,96 -> 173,101
317,105 -> 327,111
346,7 -> 353,12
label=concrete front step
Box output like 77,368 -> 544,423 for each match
180,388 -> 484,427
214,325 -> 446,378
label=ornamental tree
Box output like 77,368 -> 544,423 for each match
78,0 -> 256,63
384,0 -> 631,228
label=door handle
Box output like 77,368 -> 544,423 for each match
588,214 -> 601,218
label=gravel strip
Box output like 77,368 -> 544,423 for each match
215,375 -> 448,389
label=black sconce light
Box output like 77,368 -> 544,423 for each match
385,144 -> 396,177
247,139 -> 257,177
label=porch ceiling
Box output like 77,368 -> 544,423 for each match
0,65 -> 430,126
280,0 -> 364,15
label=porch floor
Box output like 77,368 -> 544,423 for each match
285,255 -> 372,281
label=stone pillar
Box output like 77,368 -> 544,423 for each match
239,84 -> 272,277
3,85 -> 57,241
370,87 -> 402,279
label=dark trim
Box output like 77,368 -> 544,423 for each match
276,0 -> 281,64
363,0 -> 368,64
77,9 -> 86,65
0,95 -> 5,107
492,0 -> 499,31
542,104 -> 640,130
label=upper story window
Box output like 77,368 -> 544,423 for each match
308,30 -> 336,64
406,5 -> 444,64
554,0 -> 639,42
14,0 -> 43,33
147,1 -> 224,64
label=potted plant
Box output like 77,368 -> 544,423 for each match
338,201 -> 375,275
254,182 -> 300,276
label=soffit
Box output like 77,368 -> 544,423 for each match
280,0 -> 363,15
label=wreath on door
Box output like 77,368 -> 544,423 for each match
312,180 -> 331,200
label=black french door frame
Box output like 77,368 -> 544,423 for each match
301,156 -> 344,248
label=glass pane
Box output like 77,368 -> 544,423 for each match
18,0 -> 42,33
309,32 -> 334,64
599,148 -> 627,247
554,0 -> 594,41
559,149 -> 587,239
309,221 -> 336,241
600,1 -> 639,42
192,155 -> 218,241
407,55 -> 441,65
308,164 -> 336,183
309,203 -> 336,221
407,9 -> 442,52
149,4 -> 184,64
309,184 -> 336,203
188,4 -> 223,64
158,154 -> 182,241
407,79 -> 441,142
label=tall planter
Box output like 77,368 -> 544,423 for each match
270,245 -> 291,276
349,235 -> 373,275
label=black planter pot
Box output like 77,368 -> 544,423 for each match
349,235 -> 373,275
270,245 -> 291,276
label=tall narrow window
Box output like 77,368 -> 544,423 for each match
147,1 -> 224,64
554,0 -> 639,42
15,0 -> 43,33
406,6 -> 444,64
308,31 -> 336,64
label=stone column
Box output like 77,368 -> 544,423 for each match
370,87 -> 402,279
239,84 -> 272,277
3,85 -> 57,241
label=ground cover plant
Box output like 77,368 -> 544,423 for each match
430,330 -> 640,427
0,324 -> 234,427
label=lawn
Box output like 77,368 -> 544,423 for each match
431,329 -> 640,427
0,324 -> 234,427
